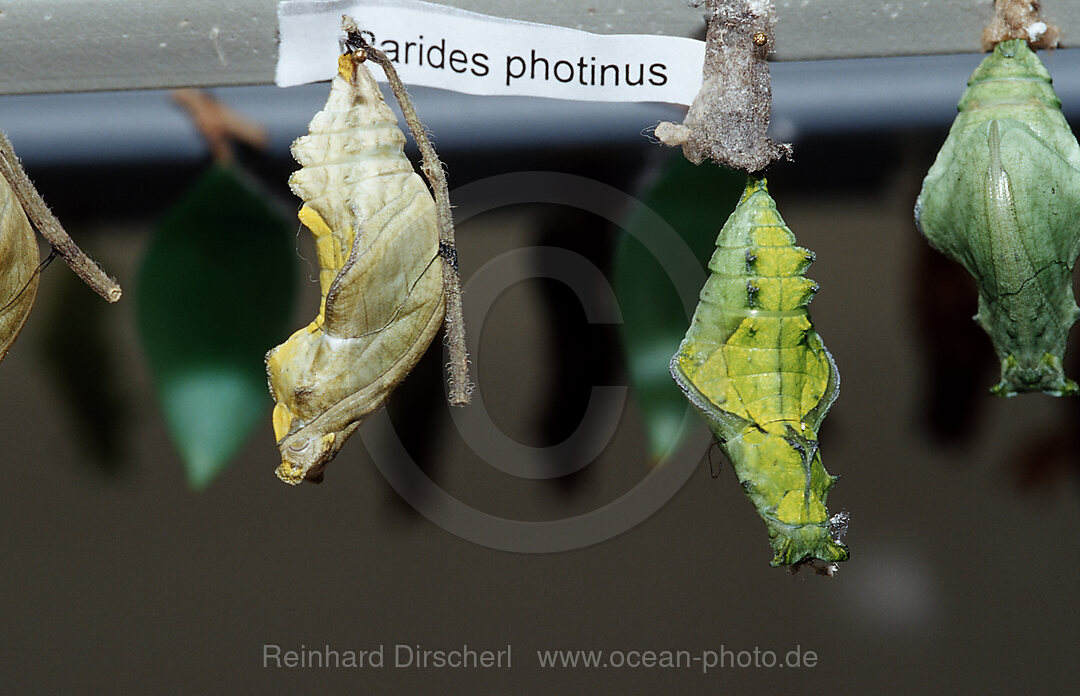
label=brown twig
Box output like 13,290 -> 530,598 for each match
342,16 -> 473,406
171,89 -> 269,163
0,131 -> 121,302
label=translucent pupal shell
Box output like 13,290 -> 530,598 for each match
671,177 -> 846,567
0,174 -> 39,362
266,55 -> 445,485
915,39 -> 1080,396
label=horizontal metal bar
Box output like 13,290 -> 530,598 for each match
3,48 -> 1078,166
0,1 -> 1076,95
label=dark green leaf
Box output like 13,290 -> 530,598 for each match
136,164 -> 296,488
613,154 -> 743,459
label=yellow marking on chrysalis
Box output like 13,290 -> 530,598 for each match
774,489 -> 828,526
747,225 -> 791,247
298,204 -> 333,238
337,53 -> 356,80
679,343 -> 751,421
272,402 -> 295,443
753,246 -> 810,277
756,434 -> 808,492
298,204 -> 355,320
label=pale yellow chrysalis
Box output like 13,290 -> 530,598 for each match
266,54 -> 445,485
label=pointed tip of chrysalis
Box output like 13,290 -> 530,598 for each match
730,176 -> 788,232
742,175 -> 769,199
970,38 -> 1051,85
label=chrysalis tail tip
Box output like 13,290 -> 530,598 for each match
990,353 -> 1079,397
275,465 -> 305,486
769,524 -> 849,568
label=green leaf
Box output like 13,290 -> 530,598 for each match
613,154 -> 743,459
136,164 -> 296,488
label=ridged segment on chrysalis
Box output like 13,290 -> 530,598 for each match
915,39 -> 1080,396
265,53 -> 445,484
671,177 -> 846,567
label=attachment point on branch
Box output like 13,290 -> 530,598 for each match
982,0 -> 1060,51
655,1 -> 790,175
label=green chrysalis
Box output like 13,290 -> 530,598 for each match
915,39 -> 1080,396
671,177 -> 847,567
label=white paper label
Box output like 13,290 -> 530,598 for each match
276,0 -> 704,105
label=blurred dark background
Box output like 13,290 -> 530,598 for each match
0,50 -> 1078,692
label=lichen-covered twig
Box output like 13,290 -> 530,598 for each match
342,16 -> 472,406
656,0 -> 790,175
0,131 -> 121,302
982,0 -> 1060,50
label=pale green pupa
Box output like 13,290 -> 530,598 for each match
915,39 -> 1080,396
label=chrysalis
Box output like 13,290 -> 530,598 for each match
0,173 -> 39,362
671,177 -> 847,567
915,39 -> 1080,396
265,52 -> 445,485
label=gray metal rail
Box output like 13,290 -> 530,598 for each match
0,1 -> 1077,95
